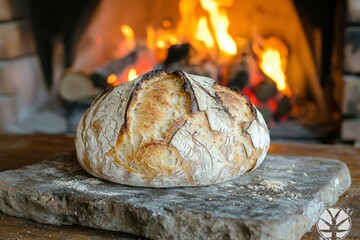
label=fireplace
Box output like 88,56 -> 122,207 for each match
0,0 -> 346,142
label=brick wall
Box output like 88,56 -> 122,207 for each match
0,0 -> 47,131
341,0 -> 360,142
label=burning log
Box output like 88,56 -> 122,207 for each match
163,59 -> 219,82
59,50 -> 138,102
225,40 -> 293,122
274,95 -> 292,118
164,43 -> 190,65
256,105 -> 273,124
163,60 -> 219,82
227,66 -> 249,90
226,43 -> 256,89
91,50 -> 137,82
162,43 -> 219,81
253,78 -> 278,103
59,70 -> 102,102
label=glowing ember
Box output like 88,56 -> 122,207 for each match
200,0 -> 237,56
253,37 -> 291,95
128,68 -> 138,81
162,20 -> 172,29
155,34 -> 179,50
106,74 -> 117,86
195,16 -> 215,48
156,40 -> 166,49
169,37 -> 178,45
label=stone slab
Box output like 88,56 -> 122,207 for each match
0,152 -> 351,240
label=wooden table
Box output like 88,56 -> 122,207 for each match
0,134 -> 359,239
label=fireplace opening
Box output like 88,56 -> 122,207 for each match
0,0 -> 346,143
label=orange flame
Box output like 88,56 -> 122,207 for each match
177,0 -> 198,40
195,16 -> 215,48
107,67 -> 138,87
107,74 -> 118,87
146,26 -> 156,51
260,49 -> 287,90
128,68 -> 138,81
120,24 -> 135,51
200,0 -> 237,56
156,40 -> 166,49
253,37 -> 291,95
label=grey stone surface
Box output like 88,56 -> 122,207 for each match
0,152 -> 351,240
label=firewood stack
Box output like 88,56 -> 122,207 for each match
0,0 -> 47,132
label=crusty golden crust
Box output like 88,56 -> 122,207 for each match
75,70 -> 270,187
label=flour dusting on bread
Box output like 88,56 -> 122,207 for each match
76,70 -> 270,187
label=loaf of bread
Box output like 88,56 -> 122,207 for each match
75,70 -> 270,187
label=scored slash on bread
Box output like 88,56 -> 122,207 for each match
76,70 -> 270,187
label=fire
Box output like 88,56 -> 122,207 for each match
175,0 -> 237,58
106,67 -> 138,87
110,1 -> 292,100
120,24 -> 135,51
177,0 -> 198,40
128,68 -> 138,81
200,0 -> 237,56
195,17 -> 214,48
253,37 -> 291,95
162,20 -> 172,29
146,26 -> 156,51
107,74 -> 118,86
156,40 -> 166,49
260,49 -> 286,90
